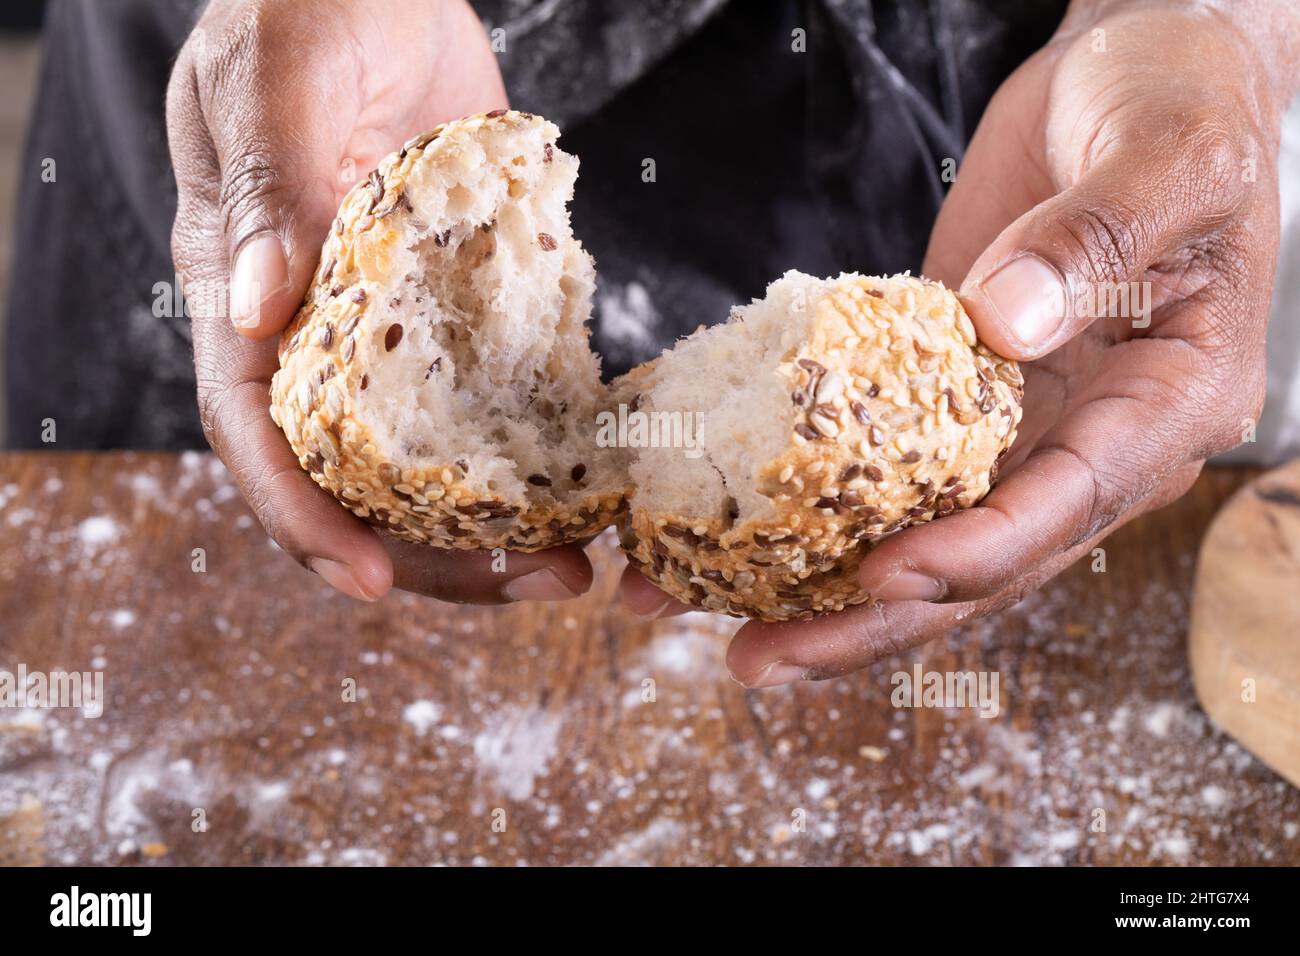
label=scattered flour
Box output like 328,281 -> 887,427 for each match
1143,702 -> 1180,739
402,700 -> 443,736
472,707 -> 562,801
74,516 -> 120,550
107,609 -> 136,630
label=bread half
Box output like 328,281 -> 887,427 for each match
615,271 -> 1023,620
270,111 -> 628,551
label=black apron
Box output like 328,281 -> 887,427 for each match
3,0 -> 1065,449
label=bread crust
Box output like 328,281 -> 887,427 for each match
269,111 -> 626,552
617,274 -> 1023,621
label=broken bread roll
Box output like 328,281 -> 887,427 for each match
615,271 -> 1023,620
270,109 -> 1023,619
270,110 -> 628,551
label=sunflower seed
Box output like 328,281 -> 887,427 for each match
808,412 -> 840,438
815,370 -> 845,404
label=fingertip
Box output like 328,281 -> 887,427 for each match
542,548 -> 596,598
618,565 -> 692,619
724,619 -> 803,688
958,254 -> 1067,360
857,549 -> 946,602
350,546 -> 395,600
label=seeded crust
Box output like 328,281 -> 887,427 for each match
269,111 -> 626,551
616,274 -> 1024,621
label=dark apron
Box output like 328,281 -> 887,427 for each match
4,0 -> 1065,449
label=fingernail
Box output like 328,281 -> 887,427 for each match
310,557 -> 379,602
230,232 -> 289,328
864,568 -> 945,602
632,597 -> 672,620
978,254 -> 1067,350
503,568 -> 579,602
741,661 -> 806,690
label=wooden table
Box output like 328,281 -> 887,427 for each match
0,452 -> 1295,866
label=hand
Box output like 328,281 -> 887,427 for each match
627,0 -> 1300,685
167,0 -> 592,604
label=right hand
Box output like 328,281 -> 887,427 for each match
167,0 -> 594,605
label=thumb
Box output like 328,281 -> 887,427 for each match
178,11 -> 360,341
957,153 -> 1210,360
217,118 -> 343,340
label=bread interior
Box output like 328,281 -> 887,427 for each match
622,272 -> 824,527
354,121 -> 624,507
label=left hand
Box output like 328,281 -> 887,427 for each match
623,0 -> 1300,687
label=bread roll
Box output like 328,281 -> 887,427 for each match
271,110 -> 1023,619
615,271 -> 1023,620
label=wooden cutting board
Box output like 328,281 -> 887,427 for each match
1190,460 -> 1300,788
